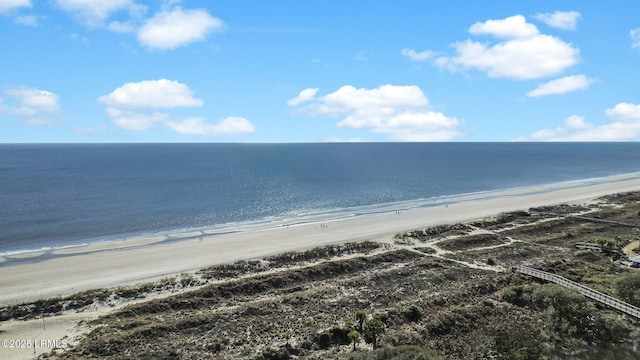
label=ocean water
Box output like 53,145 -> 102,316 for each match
2,142 -> 640,255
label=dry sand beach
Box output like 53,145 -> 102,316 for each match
2,173 -> 640,307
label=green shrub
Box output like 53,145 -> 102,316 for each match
349,330 -> 361,351
403,305 -> 423,323
501,283 -> 632,344
613,272 -> 640,307
355,310 -> 367,333
315,326 -> 351,349
492,329 -> 543,360
348,345 -> 440,360
363,319 -> 386,349
255,347 -> 289,360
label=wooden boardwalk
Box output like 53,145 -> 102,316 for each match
574,242 -> 630,261
534,211 -> 640,228
514,266 -> 640,319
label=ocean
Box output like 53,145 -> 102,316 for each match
2,142 -> 640,256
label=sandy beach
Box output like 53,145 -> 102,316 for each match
2,174 -> 640,307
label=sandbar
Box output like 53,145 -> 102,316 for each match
52,235 -> 167,255
5,251 -> 45,259
1,174 -> 640,307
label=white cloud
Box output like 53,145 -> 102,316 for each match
107,20 -> 136,33
515,115 -> 592,141
54,1 -> 227,52
165,117 -> 255,136
14,14 -> 37,26
604,102 -> 640,122
534,11 -> 581,30
137,7 -> 224,51
517,102 -> 640,141
0,86 -> 62,127
0,86 -> 61,126
0,0 -> 36,26
469,15 -> 539,39
54,0 -> 144,27
401,48 -> 436,61
0,0 -> 30,14
4,87 -> 59,114
106,108 -> 169,131
289,84 -> 463,141
100,79 -> 254,137
100,79 -> 201,130
99,79 -> 203,109
527,74 -> 593,97
563,115 -> 591,129
631,28 -> 640,48
434,15 -> 580,80
316,84 -> 429,113
287,88 -> 318,106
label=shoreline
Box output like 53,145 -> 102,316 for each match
1,173 -> 640,306
2,171 -> 639,259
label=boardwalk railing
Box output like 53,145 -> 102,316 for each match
574,242 -> 630,261
533,211 -> 640,228
514,266 -> 640,319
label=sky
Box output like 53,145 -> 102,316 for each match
1,0 -> 640,143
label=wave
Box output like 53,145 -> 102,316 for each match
0,243 -> 88,257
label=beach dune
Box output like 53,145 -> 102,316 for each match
2,174 -> 640,307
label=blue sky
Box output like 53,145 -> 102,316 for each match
1,0 -> 639,142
